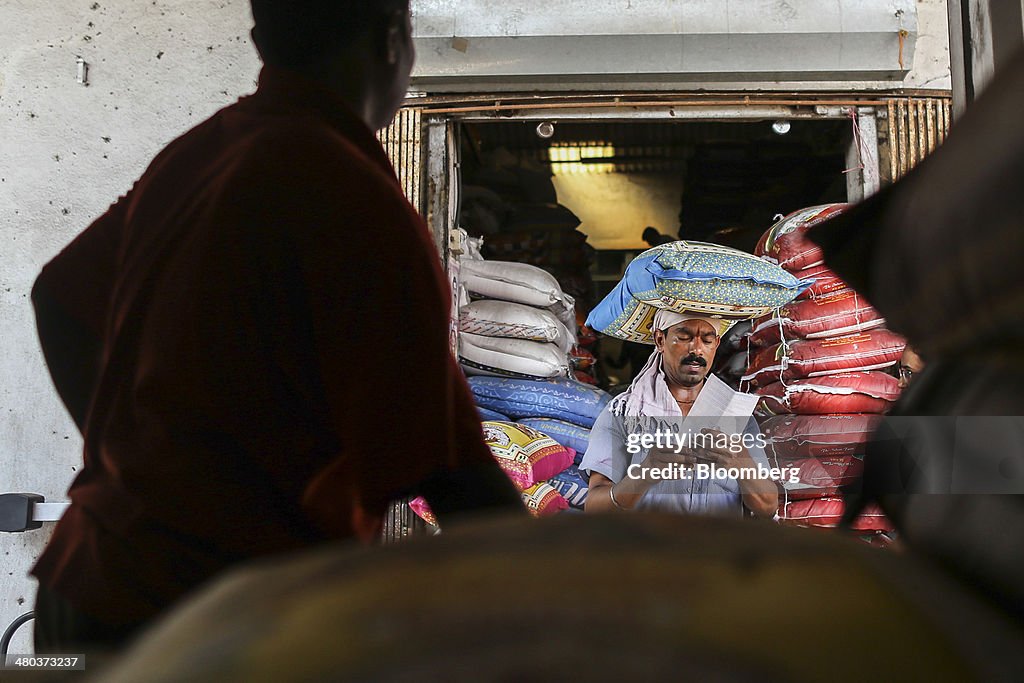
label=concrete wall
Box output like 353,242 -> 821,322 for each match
948,0 -> 1024,114
0,0 -> 952,655
0,0 -> 259,655
411,0 -> 952,92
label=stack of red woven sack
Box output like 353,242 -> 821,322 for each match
743,205 -> 903,544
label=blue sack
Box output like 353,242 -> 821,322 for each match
477,406 -> 511,422
468,376 -> 610,429
547,465 -> 589,509
586,241 -> 806,344
518,418 -> 590,462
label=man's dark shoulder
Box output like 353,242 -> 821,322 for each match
233,116 -> 394,190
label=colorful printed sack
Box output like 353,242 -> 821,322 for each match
481,421 -> 575,489
520,482 -> 571,516
586,241 -> 805,344
547,465 -> 589,509
468,376 -> 611,428
517,418 -> 591,460
410,481 -> 569,526
477,406 -> 511,422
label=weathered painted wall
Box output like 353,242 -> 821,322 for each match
0,0 -> 259,655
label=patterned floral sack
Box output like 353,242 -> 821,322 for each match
586,241 -> 804,344
546,465 -> 589,510
517,418 -> 591,460
481,421 -> 575,490
468,376 -> 611,428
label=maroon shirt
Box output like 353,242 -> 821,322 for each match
32,66 -> 493,625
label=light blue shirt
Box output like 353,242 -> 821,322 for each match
580,407 -> 770,516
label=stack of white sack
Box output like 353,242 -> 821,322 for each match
458,259 -> 576,380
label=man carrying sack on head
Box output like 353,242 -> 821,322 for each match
580,309 -> 779,517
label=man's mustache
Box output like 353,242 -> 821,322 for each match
680,353 -> 707,367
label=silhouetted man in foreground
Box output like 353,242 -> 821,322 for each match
31,0 -> 521,652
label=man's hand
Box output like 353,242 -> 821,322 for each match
691,429 -> 778,518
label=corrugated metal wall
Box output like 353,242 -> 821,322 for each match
376,107 -> 429,543
885,96 -> 953,181
377,107 -> 425,212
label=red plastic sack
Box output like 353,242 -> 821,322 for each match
775,456 -> 865,500
793,263 -> 852,301
573,371 -> 597,385
756,372 -> 901,415
570,346 -> 596,370
761,414 -> 882,459
774,458 -> 864,491
749,291 -> 885,347
778,498 -> 895,532
576,323 -> 598,348
755,204 -> 848,272
744,330 -> 905,386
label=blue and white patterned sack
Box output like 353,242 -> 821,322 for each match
468,376 -> 610,429
518,418 -> 590,462
547,464 -> 589,509
477,406 -> 512,422
586,241 -> 806,344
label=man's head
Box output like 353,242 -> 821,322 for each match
652,312 -> 725,388
250,0 -> 414,130
897,346 -> 926,389
642,227 -> 660,247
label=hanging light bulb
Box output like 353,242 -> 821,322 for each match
536,121 -> 555,139
772,120 -> 792,135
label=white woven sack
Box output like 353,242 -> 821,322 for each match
461,260 -> 567,309
459,332 -> 569,379
460,300 -> 573,354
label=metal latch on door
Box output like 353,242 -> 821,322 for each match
0,494 -> 69,532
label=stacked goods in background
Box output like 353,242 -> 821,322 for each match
743,205 -> 905,545
409,421 -> 577,526
458,259 -> 575,381
469,376 -> 612,512
459,258 -> 599,385
459,146 -> 598,371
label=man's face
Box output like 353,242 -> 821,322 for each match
654,320 -> 721,388
373,7 -> 415,130
897,347 -> 926,389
